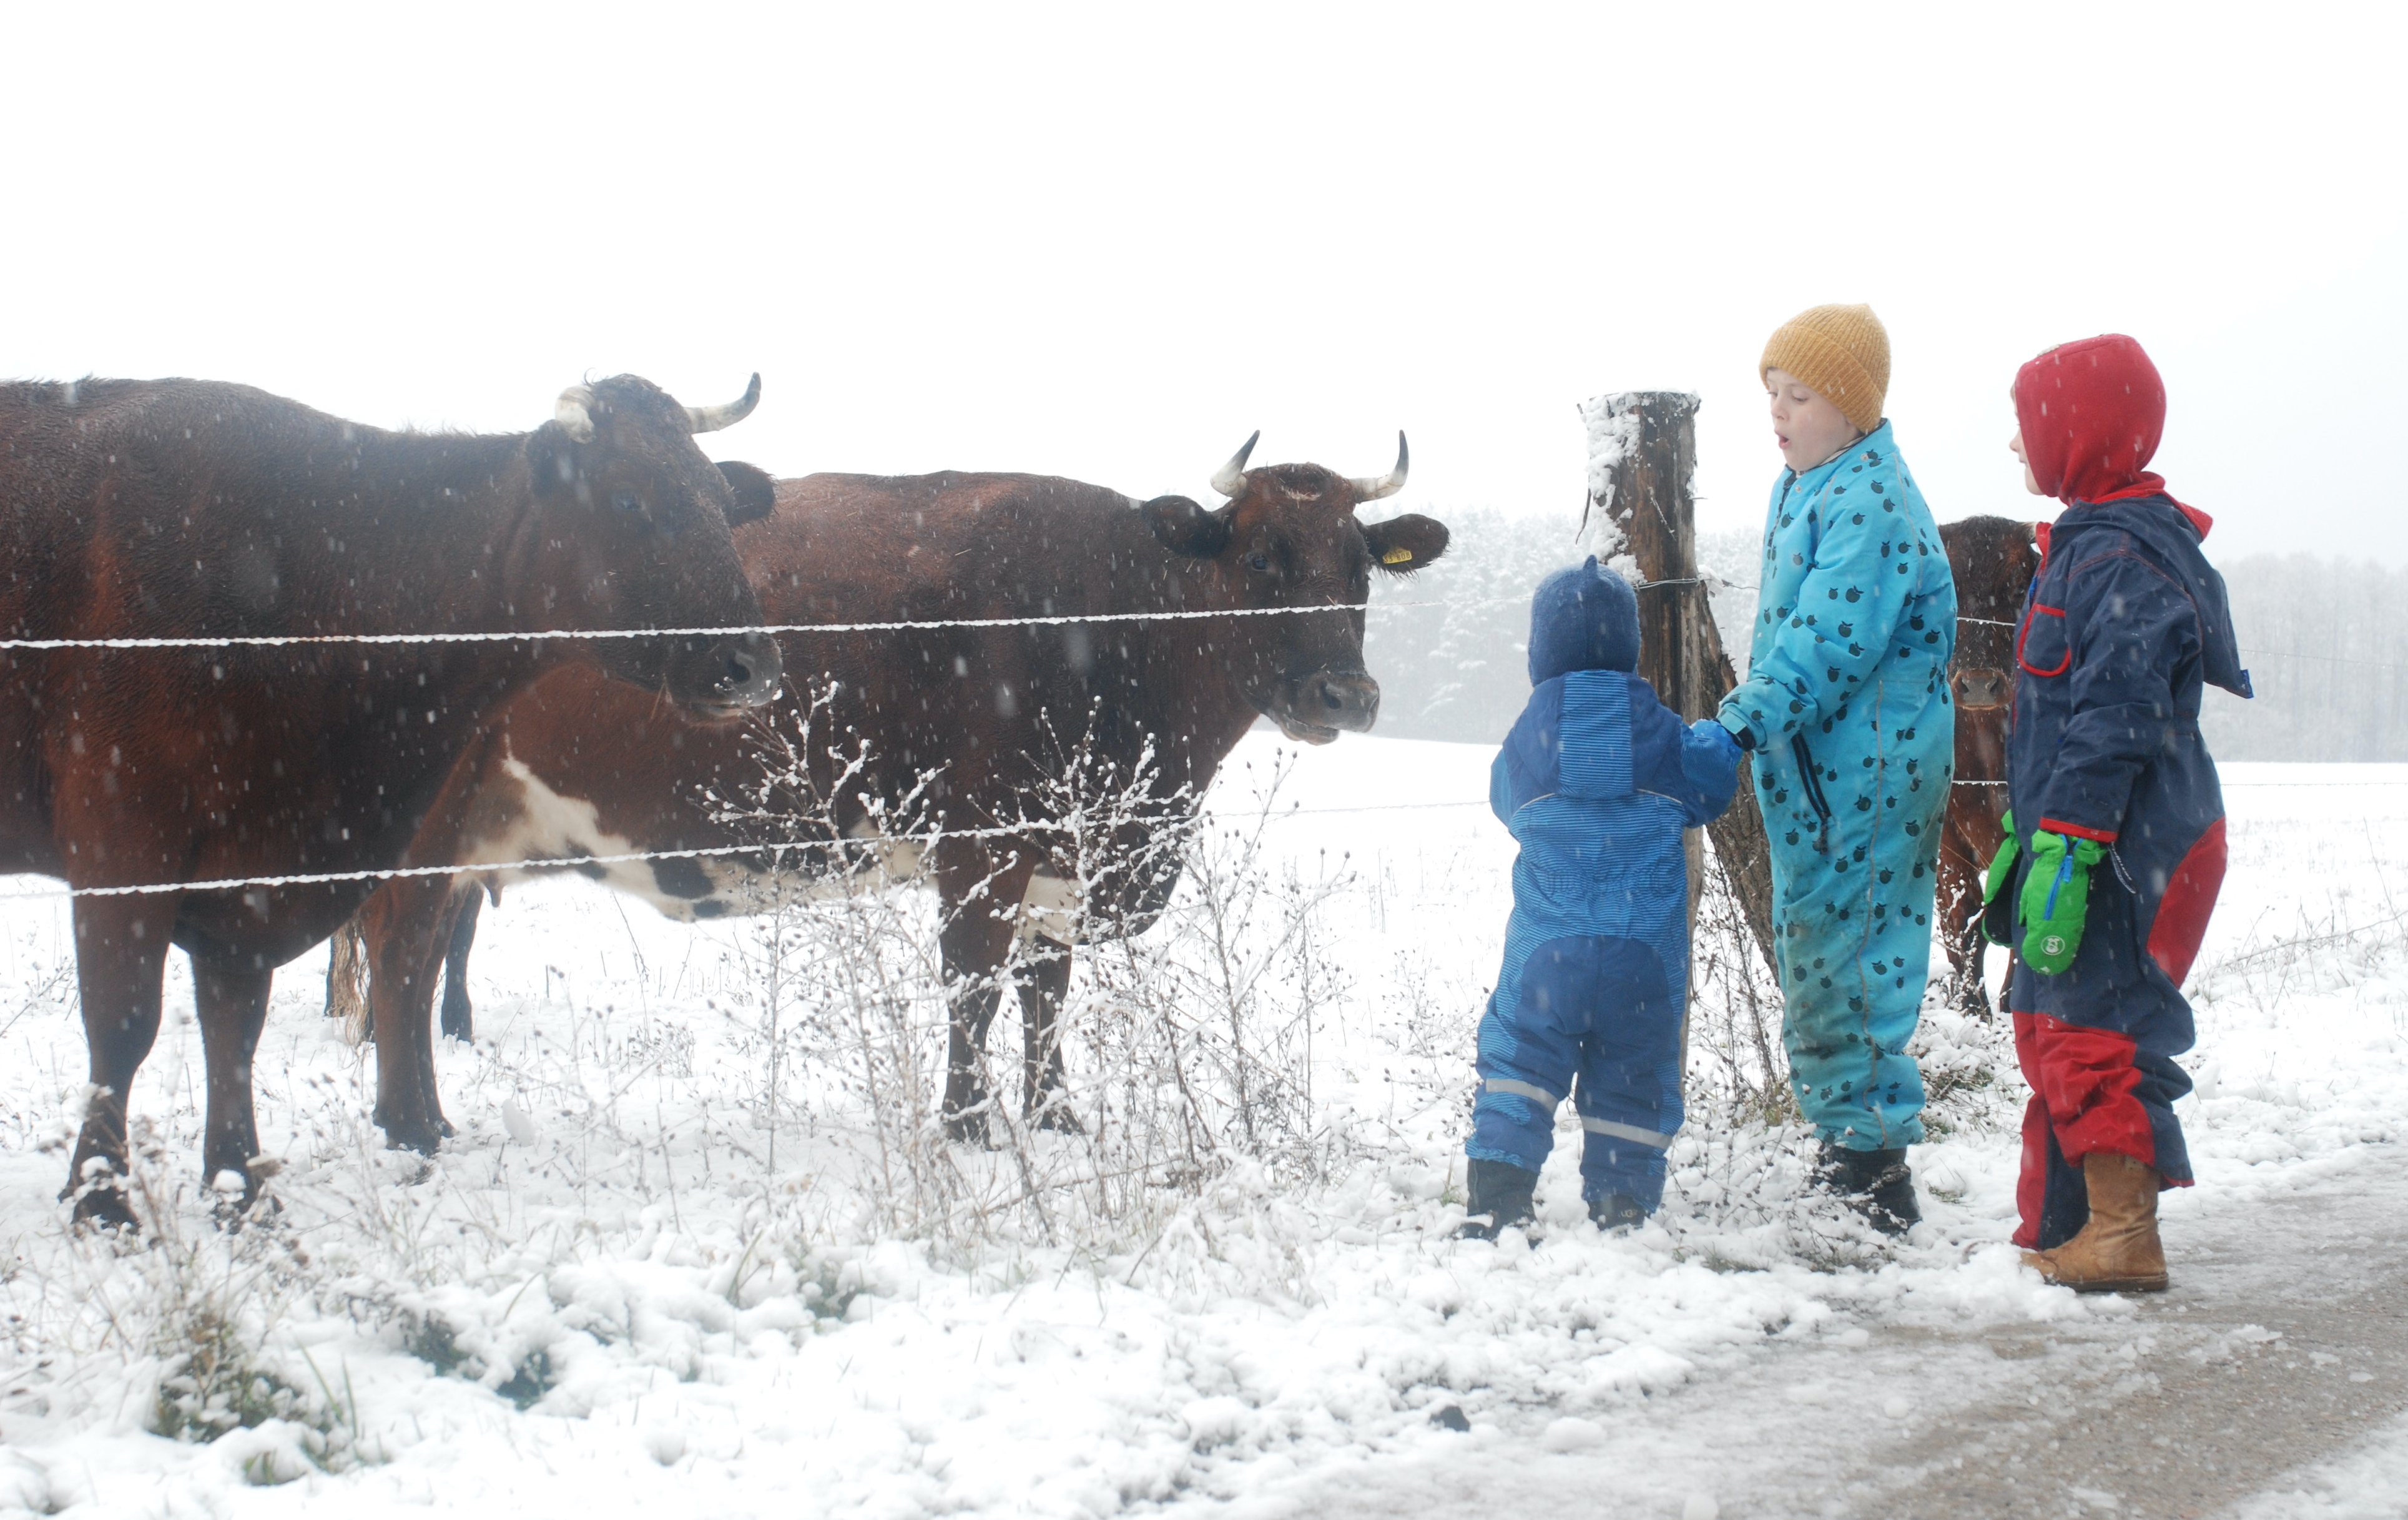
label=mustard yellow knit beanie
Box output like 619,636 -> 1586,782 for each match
1760,304 -> 1890,435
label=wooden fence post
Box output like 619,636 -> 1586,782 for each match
1585,392 -> 1780,986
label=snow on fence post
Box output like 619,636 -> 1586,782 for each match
1583,391 -> 1779,988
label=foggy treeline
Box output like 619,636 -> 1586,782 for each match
1364,513 -> 2408,763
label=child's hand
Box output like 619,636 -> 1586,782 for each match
2017,829 -> 2107,974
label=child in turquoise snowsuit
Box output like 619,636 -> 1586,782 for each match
1462,559 -> 1742,1238
1716,304 -> 1955,1231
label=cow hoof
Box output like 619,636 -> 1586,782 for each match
381,1120 -> 446,1157
1031,1100 -> 1084,1136
69,1182 -> 139,1233
212,1186 -> 281,1232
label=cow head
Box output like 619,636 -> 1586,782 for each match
1143,432 -> 1449,744
1939,513 -> 2043,831
523,373 -> 784,720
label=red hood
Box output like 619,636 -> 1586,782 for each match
2015,334 -> 2199,523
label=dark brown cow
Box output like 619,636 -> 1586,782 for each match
0,373 -> 782,1220
345,435 -> 1448,1145
1935,514 -> 2041,1014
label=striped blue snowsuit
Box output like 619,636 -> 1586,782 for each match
1468,671 -> 1740,1208
1716,422 -> 1957,1152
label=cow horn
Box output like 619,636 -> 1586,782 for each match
555,385 -> 598,443
1349,432 -> 1409,501
1210,430 -> 1260,498
686,373 -> 763,435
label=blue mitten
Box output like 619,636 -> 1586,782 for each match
1691,718 -> 1742,766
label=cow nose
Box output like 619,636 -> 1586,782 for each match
1954,667 -> 2010,709
1302,670 -> 1380,733
710,633 -> 783,708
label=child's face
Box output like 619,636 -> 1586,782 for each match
2007,430 -> 2045,496
1765,368 -> 1860,471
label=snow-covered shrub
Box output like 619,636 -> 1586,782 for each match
706,688 -> 1363,1252
27,1123 -> 380,1483
1683,835 -> 1794,1129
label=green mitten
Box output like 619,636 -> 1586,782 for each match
1982,811 -> 2020,908
2017,829 -> 2106,975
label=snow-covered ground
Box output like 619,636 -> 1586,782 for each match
0,742 -> 2402,1518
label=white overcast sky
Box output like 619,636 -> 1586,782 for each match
8,2 -> 2402,563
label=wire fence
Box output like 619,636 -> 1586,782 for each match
1,582 -> 2401,905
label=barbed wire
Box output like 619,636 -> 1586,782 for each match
4,769 -> 2399,906
0,796 -> 1502,904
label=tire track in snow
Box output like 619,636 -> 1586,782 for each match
1163,1147 -> 2408,1519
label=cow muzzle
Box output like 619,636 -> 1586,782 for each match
676,631 -> 784,719
1952,666 -> 2011,711
1265,669 -> 1380,745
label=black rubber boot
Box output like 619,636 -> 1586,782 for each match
1816,1143 -> 1921,1236
1457,1160 -> 1539,1240
1587,1193 -> 1648,1234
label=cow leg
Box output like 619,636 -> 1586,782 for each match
1018,942 -> 1079,1132
363,876 -> 461,1153
191,948 -> 275,1210
438,890 -> 482,1042
64,896 -> 177,1226
1935,829 -> 1989,1017
935,841 -> 1038,1145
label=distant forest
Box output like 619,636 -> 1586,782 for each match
1361,511 -> 2408,763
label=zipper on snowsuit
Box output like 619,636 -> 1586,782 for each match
1791,733 -> 1834,855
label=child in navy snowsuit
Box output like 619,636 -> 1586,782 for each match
1462,559 -> 1742,1237
1990,333 -> 2251,1294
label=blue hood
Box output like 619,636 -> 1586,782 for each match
1528,556 -> 1640,684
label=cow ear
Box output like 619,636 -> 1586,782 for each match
1143,494 -> 1231,558
527,422 -> 584,500
716,460 -> 778,526
1362,513 -> 1449,573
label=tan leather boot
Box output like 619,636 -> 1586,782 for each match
2028,1151 -> 2169,1293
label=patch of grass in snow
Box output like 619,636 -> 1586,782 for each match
66,1128 -> 386,1481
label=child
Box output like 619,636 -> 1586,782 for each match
1462,558 -> 1741,1238
1987,333 -> 2250,1293
1714,303 -> 1957,1234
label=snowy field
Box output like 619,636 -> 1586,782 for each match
0,741 -> 2403,1518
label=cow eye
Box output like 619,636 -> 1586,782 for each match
612,490 -> 644,514
1245,552 -> 1271,573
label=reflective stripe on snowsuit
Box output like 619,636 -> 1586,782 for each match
1993,494 -> 2251,1248
1468,669 -> 1738,1208
1717,422 -> 1956,1152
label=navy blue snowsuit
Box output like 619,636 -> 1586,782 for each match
1990,492 -> 2251,1248
1468,566 -> 1741,1208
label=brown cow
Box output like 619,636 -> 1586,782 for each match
0,373 -> 782,1221
1935,514 -> 2041,1014
344,435 -> 1449,1146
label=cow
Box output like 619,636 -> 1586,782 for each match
339,434 -> 1450,1147
0,373 -> 783,1222
1935,514 -> 2042,1014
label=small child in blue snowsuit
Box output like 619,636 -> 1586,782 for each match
1462,558 -> 1743,1238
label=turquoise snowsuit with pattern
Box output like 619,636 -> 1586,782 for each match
1716,422 -> 1957,1151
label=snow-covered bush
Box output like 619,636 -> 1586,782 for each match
704,688 -> 1364,1253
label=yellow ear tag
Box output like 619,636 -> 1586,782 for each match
1382,546 -> 1413,565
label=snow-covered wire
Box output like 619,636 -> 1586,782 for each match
0,798 -> 1496,904
0,577 -> 1780,654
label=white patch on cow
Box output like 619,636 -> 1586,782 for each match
1017,869 -> 1083,947
473,749 -> 719,920
462,748 -> 1046,927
